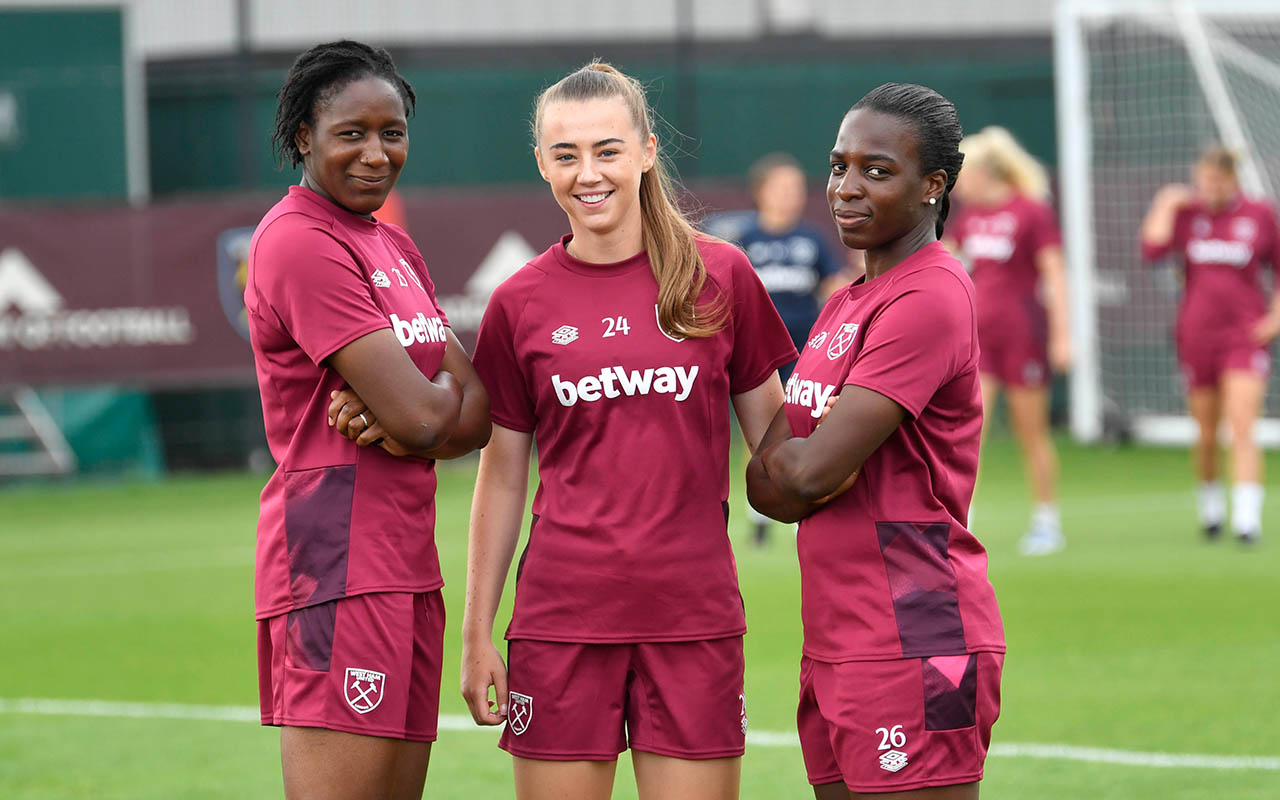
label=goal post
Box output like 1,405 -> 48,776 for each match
1056,0 -> 1280,445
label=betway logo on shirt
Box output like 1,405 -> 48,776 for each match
552,365 -> 699,406
961,233 -> 1014,262
390,312 -> 446,346
785,373 -> 838,419
1187,238 -> 1252,267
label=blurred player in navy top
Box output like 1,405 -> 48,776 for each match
950,127 -> 1069,556
1142,146 -> 1280,544
739,153 -> 842,546
739,153 -> 843,375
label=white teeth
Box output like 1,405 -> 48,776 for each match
578,192 -> 610,203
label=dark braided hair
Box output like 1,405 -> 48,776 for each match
271,40 -> 416,169
852,83 -> 964,238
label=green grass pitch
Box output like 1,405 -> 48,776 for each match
1,435 -> 1277,798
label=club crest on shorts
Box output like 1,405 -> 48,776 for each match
827,322 -> 859,360
508,692 -> 533,735
344,668 -> 385,714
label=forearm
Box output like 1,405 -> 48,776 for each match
1045,261 -> 1070,345
395,378 -> 463,451
462,444 -> 528,644
762,437 -> 852,502
746,452 -> 821,523
405,384 -> 492,460
1140,204 -> 1176,247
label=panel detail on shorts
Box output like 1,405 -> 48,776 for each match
922,653 -> 978,731
285,600 -> 337,671
875,522 -> 965,657
283,465 -> 355,605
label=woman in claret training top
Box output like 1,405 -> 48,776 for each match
461,62 -> 795,800
949,126 -> 1070,557
1141,146 -> 1280,545
747,83 -> 1005,799
246,40 -> 490,800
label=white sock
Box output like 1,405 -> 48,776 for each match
1231,482 -> 1264,535
1199,481 -> 1226,528
1031,502 -> 1060,532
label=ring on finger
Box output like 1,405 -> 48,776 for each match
358,412 -> 369,428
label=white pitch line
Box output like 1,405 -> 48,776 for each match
3,698 -> 1278,771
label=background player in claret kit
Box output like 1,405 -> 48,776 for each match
461,62 -> 795,800
949,127 -> 1069,556
739,152 -> 843,547
747,84 -> 1004,799
1141,146 -> 1280,545
245,41 -> 491,799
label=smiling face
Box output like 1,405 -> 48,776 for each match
535,96 -> 656,252
296,76 -> 408,217
827,109 -> 944,253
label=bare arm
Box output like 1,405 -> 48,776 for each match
1036,245 -> 1071,372
1253,289 -> 1280,345
420,330 -> 492,458
327,328 -> 462,451
746,406 -> 819,523
1141,184 -> 1193,249
731,372 -> 785,454
329,330 -> 490,458
460,425 -> 533,725
755,385 -> 904,519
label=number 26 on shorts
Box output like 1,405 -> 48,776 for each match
876,724 -> 907,750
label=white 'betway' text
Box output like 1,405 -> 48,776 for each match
785,374 -> 838,419
553,365 -> 699,406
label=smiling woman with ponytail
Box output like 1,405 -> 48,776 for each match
461,61 -> 796,800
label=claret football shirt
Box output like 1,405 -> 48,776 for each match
1141,195 -> 1279,340
784,241 -> 1005,663
951,194 -> 1061,342
473,235 -> 796,642
246,186 -> 450,620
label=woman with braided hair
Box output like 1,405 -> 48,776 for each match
747,84 -> 1004,798
245,40 -> 490,798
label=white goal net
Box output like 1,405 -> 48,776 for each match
1056,0 -> 1280,444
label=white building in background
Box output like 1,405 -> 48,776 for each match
7,0 -> 1056,59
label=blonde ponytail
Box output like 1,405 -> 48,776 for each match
532,61 -> 726,338
959,126 -> 1050,201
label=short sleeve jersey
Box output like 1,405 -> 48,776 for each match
951,194 -> 1061,342
783,242 -> 1004,662
246,186 -> 451,620
1141,196 -> 1280,337
473,235 -> 796,642
736,219 -> 841,339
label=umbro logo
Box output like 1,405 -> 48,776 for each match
879,749 -> 908,773
551,325 -> 579,346
371,269 -> 392,288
